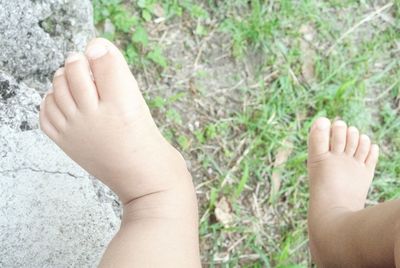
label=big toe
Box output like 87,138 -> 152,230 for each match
308,117 -> 331,158
85,38 -> 142,106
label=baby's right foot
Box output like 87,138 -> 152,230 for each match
40,38 -> 190,204
307,118 -> 379,265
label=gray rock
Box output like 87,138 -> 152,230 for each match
0,1 -> 121,267
0,125 -> 119,268
0,72 -> 41,131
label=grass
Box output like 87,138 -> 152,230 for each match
93,0 -> 400,266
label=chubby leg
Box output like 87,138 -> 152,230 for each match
307,117 -> 400,267
40,38 -> 200,267
100,178 -> 200,267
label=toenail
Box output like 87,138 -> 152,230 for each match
334,120 -> 346,127
316,118 -> 330,130
54,68 -> 64,77
66,52 -> 82,63
86,43 -> 109,60
348,126 -> 358,133
360,134 -> 370,141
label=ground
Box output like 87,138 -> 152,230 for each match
92,0 -> 400,266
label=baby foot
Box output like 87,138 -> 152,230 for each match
39,38 -> 189,204
307,117 -> 379,263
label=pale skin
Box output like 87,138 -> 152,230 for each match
39,38 -> 201,267
308,117 -> 400,267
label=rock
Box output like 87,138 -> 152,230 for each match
0,125 -> 120,268
0,72 -> 41,131
0,0 -> 94,91
0,1 -> 121,267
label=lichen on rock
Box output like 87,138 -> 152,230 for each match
0,0 -> 94,92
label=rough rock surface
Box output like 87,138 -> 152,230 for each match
0,123 -> 120,267
0,0 -> 94,91
0,72 -> 41,131
0,1 -> 120,267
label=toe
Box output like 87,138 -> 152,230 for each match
52,68 -> 77,118
64,52 -> 99,112
308,117 -> 331,157
85,38 -> 141,106
344,126 -> 359,156
39,97 -> 59,141
331,120 -> 347,153
366,144 -> 379,168
44,92 -> 67,133
354,134 -> 371,162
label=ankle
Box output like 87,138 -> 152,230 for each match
122,176 -> 198,225
121,146 -> 197,222
112,140 -> 192,204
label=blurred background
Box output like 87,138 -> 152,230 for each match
93,0 -> 399,266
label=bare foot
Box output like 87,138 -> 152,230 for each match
39,38 -> 188,204
40,38 -> 200,267
307,117 -> 379,265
